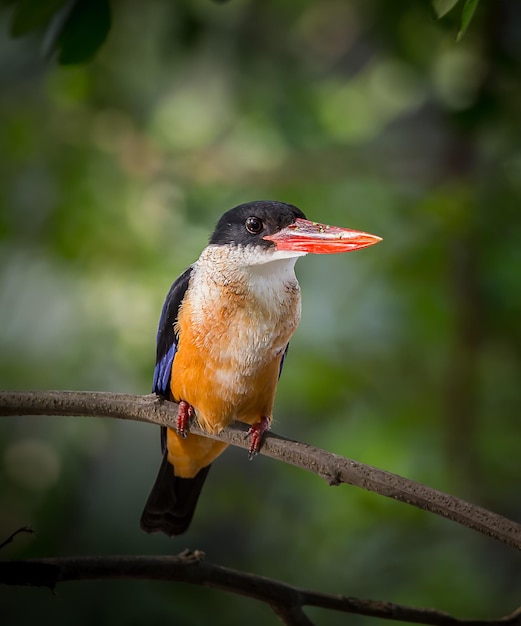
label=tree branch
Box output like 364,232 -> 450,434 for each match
1,390 -> 520,552
1,551 -> 520,626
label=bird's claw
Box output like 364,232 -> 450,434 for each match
176,400 -> 195,438
246,416 -> 271,460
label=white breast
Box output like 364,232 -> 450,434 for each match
186,244 -> 302,373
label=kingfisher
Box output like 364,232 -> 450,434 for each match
140,200 -> 381,536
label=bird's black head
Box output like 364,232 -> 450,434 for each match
209,201 -> 306,249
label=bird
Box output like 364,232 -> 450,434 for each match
140,200 -> 381,536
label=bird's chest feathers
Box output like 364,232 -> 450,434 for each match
170,254 -> 301,428
182,261 -> 301,367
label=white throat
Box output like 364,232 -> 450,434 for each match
192,244 -> 303,309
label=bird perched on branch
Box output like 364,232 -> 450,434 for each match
140,200 -> 381,536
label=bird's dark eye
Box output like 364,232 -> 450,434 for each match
245,216 -> 264,235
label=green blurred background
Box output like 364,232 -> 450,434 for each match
1,0 -> 520,624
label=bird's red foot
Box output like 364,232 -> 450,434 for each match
246,416 -> 271,460
177,401 -> 195,438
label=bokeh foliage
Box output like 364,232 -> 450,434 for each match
1,1 -> 520,625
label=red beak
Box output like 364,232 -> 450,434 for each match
263,218 -> 382,254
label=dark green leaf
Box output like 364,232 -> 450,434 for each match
10,0 -> 69,37
457,0 -> 479,41
432,0 -> 461,19
52,0 -> 111,65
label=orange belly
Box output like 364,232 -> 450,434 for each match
168,342 -> 282,478
167,270 -> 300,478
166,429 -> 228,478
171,342 -> 281,430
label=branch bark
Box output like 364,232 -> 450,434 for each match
1,551 -> 520,626
1,390 -> 521,552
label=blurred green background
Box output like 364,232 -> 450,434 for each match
1,1 -> 521,624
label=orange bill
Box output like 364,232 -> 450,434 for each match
263,218 -> 382,254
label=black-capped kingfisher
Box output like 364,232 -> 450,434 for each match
140,200 -> 381,536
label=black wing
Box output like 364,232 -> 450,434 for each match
152,267 -> 193,453
279,344 -> 289,379
152,266 -> 193,397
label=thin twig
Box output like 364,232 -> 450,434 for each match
0,391 -> 521,552
0,553 -> 520,626
0,526 -> 34,551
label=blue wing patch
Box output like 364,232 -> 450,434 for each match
153,342 -> 177,396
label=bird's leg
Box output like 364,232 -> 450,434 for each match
246,416 -> 271,460
176,400 -> 195,439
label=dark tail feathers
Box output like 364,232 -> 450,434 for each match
140,455 -> 211,536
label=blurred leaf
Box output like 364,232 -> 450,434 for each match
432,0 -> 461,19
457,0 -> 479,42
10,0 -> 69,37
47,0 -> 111,65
